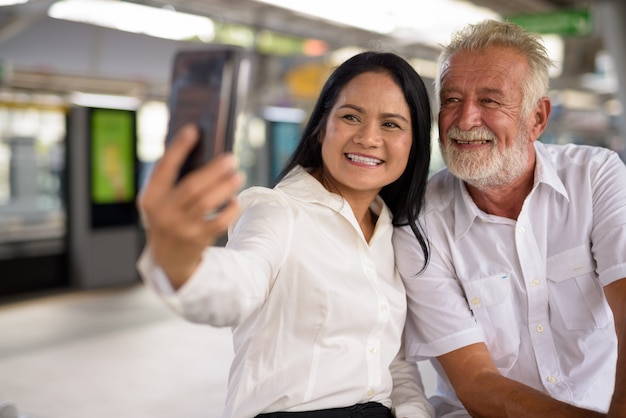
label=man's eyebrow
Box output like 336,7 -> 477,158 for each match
440,86 -> 505,100
479,87 -> 505,97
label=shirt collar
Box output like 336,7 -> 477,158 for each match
276,165 -> 391,223
453,141 -> 570,239
533,141 -> 569,200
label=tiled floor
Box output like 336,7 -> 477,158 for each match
0,283 -> 234,418
0,283 -> 437,418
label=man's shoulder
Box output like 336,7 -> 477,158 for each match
424,168 -> 458,213
537,141 -> 618,166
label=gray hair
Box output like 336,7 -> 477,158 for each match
435,19 -> 554,117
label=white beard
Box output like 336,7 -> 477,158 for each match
440,125 -> 529,191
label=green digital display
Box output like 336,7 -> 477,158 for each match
90,108 -> 136,204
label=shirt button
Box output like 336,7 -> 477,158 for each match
536,324 -> 544,333
369,346 -> 377,354
547,376 -> 558,384
517,227 -> 526,234
471,297 -> 481,306
380,305 -> 387,313
367,390 -> 374,397
531,278 -> 540,287
366,268 -> 374,275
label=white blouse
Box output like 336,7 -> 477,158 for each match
138,166 -> 434,418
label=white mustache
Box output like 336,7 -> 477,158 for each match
447,126 -> 497,142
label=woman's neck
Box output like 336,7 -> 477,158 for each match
311,167 -> 379,242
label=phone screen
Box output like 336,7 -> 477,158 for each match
165,47 -> 246,180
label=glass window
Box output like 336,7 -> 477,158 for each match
0,102 -> 66,256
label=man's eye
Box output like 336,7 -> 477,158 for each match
482,98 -> 501,107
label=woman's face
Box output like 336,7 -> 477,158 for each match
318,71 -> 413,203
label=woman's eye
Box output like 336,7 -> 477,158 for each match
342,114 -> 358,121
382,121 -> 400,128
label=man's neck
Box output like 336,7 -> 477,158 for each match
465,171 -> 535,220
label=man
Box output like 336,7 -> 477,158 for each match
394,19 -> 626,417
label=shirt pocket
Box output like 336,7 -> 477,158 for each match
462,273 -> 519,367
546,245 -> 610,330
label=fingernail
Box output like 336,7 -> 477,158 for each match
183,124 -> 197,137
222,153 -> 236,166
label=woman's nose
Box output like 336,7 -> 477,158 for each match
354,123 -> 382,148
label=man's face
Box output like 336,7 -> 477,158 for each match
437,46 -> 535,189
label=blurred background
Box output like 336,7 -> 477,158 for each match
0,0 -> 623,417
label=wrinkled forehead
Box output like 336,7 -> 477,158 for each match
440,47 -> 529,91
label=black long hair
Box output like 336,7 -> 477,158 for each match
276,51 -> 431,271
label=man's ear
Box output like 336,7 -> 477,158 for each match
529,97 -> 551,142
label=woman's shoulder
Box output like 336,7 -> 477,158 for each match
238,186 -> 291,210
230,186 -> 295,239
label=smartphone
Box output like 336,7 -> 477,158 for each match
165,45 -> 249,181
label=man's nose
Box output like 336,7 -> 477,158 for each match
457,101 -> 483,131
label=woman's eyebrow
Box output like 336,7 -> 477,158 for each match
338,104 -> 409,122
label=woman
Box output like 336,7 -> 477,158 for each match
137,51 -> 433,418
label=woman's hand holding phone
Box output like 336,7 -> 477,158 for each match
137,124 -> 245,289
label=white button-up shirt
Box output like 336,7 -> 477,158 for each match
394,142 -> 626,415
138,166 -> 434,418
